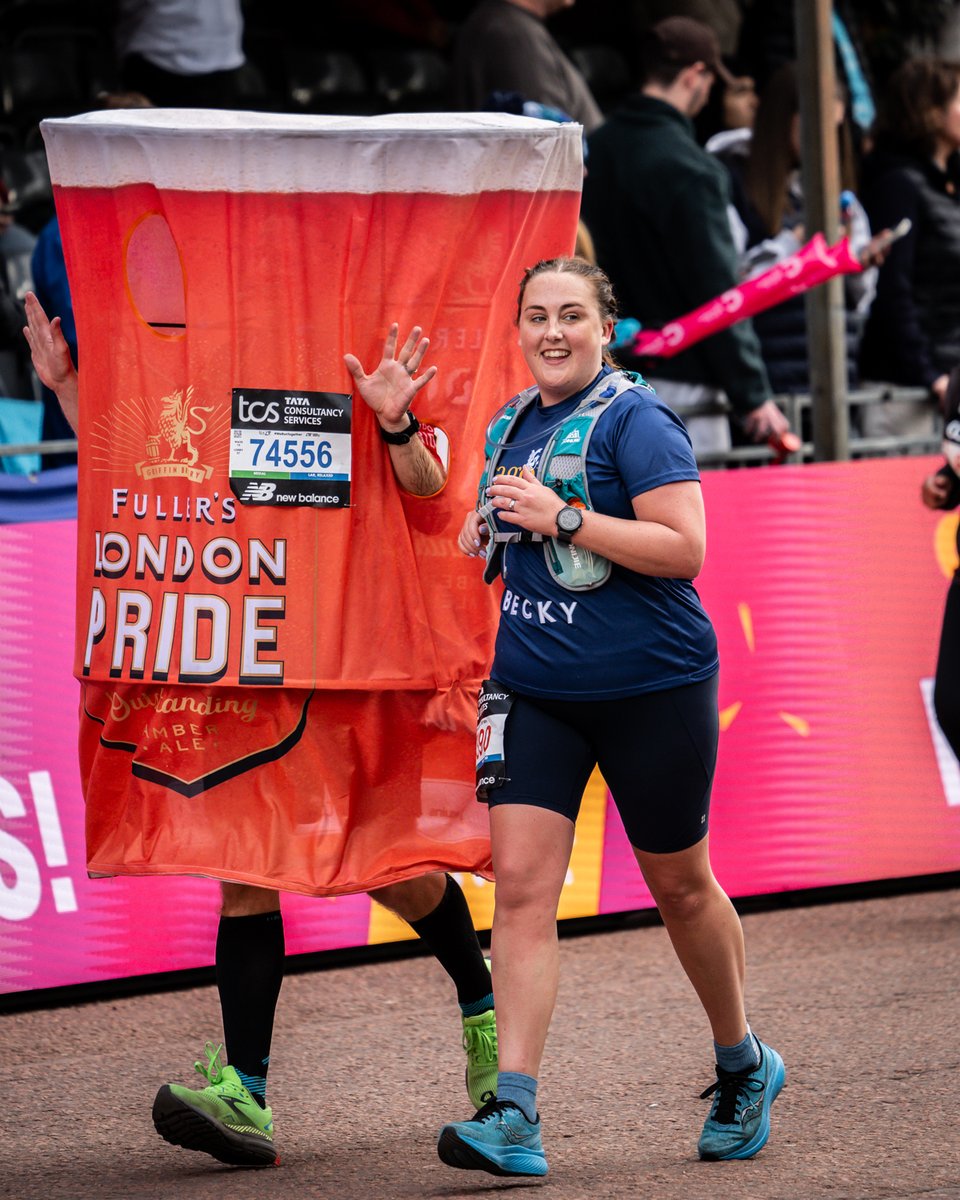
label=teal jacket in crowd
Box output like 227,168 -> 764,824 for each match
582,94 -> 771,418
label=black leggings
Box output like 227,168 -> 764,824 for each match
484,674 -> 719,854
934,576 -> 960,759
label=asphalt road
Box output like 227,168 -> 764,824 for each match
6,886 -> 960,1200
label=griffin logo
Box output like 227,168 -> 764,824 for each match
135,386 -> 215,482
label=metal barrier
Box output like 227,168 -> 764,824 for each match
668,383 -> 941,469
0,438 -> 77,460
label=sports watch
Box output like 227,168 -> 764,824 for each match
555,505 -> 583,543
379,411 -> 420,444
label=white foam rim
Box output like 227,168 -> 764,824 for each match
40,109 -> 585,195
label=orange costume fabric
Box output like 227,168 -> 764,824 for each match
41,110 -> 582,895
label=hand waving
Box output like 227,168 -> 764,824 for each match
344,323 -> 437,432
23,291 -> 76,394
22,291 -> 79,433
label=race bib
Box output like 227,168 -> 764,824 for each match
475,679 -> 513,800
230,388 -> 352,508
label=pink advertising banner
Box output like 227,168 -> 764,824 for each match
3,455 -> 960,996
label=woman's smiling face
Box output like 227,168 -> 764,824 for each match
517,271 -> 613,405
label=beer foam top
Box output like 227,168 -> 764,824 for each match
41,109 -> 584,194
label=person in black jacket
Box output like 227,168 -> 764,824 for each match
582,16 -> 792,456
0,186 -> 34,411
859,57 -> 960,438
713,62 -> 878,416
921,363 -> 960,759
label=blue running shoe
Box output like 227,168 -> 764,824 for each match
438,1100 -> 548,1177
698,1039 -> 785,1160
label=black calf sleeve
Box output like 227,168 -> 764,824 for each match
408,875 -> 491,1008
215,910 -> 285,1086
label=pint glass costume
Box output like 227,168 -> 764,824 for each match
40,109 -> 582,894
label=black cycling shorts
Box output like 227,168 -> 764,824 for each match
483,674 -> 719,854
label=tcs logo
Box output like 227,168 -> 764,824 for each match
238,395 -> 280,424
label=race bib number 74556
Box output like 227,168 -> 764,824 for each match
230,387 -> 352,508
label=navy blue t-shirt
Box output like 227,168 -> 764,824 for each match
490,369 -> 719,699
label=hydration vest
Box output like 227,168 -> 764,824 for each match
478,369 -> 648,590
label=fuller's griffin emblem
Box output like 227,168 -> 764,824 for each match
157,387 -> 214,467
133,386 -> 217,482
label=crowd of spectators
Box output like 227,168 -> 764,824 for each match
0,0 -> 959,468
711,61 -> 879,415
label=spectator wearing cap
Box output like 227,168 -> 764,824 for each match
581,15 -> 791,454
450,0 -> 603,134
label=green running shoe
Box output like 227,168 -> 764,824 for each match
462,1008 -> 498,1108
152,1042 -> 278,1167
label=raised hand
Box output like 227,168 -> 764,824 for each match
23,291 -> 79,433
344,323 -> 437,432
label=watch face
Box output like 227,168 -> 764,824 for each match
557,506 -> 582,533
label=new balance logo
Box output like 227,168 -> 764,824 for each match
240,481 -> 277,502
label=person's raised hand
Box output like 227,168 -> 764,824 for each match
344,323 -> 437,432
23,291 -> 79,433
23,291 -> 76,394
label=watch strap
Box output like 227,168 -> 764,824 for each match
379,411 -> 420,445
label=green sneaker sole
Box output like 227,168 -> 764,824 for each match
152,1085 -> 279,1167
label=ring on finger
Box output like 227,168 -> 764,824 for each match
509,497 -> 516,510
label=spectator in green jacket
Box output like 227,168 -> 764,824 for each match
581,16 -> 792,456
